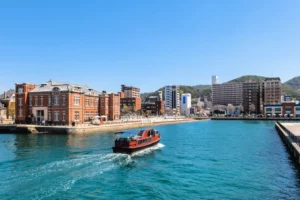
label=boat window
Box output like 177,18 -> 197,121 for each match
138,140 -> 143,145
138,131 -> 143,136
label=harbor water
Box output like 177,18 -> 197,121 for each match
0,120 -> 300,200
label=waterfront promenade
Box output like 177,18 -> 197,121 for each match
275,122 -> 300,164
0,117 -> 206,134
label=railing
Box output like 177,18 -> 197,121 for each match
277,122 -> 300,147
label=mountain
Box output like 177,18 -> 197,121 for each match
227,75 -> 266,83
285,76 -> 300,90
141,85 -> 211,101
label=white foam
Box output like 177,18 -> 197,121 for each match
131,143 -> 165,157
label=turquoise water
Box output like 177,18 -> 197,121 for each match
0,121 -> 300,200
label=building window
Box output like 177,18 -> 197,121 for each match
91,99 -> 94,107
74,111 -> 80,121
18,98 -> 23,106
34,96 -> 38,106
18,88 -> 23,94
29,97 -> 32,106
40,96 -> 43,106
54,96 -> 59,105
18,109 -> 23,117
48,112 -> 51,121
74,96 -> 80,106
85,113 -> 89,120
85,98 -> 89,106
54,111 -> 59,121
48,96 -> 51,106
62,96 -> 66,106
62,112 -> 66,121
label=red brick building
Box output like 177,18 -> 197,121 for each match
119,85 -> 142,113
15,81 -> 100,125
142,100 -> 165,115
120,97 -> 142,112
99,92 -> 121,120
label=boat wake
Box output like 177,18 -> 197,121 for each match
0,153 -> 133,200
1,144 -> 165,199
131,143 -> 165,157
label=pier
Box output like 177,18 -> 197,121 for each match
275,122 -> 300,164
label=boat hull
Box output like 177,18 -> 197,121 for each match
112,139 -> 160,154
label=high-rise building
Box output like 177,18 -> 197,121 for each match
242,80 -> 262,114
263,78 -> 281,105
164,85 -> 180,111
212,76 -> 219,85
212,83 -> 243,106
180,93 -> 191,116
121,85 -> 140,98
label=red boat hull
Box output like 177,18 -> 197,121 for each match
112,139 -> 160,154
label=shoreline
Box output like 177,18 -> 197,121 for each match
0,118 -> 209,134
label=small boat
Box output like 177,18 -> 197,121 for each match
112,128 -> 161,154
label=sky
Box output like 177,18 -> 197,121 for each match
0,0 -> 300,93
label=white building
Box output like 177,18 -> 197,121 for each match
212,76 -> 219,85
158,91 -> 163,101
181,93 -> 191,116
164,85 -> 180,113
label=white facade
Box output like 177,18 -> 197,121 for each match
212,76 -> 219,85
180,93 -> 191,116
164,85 -> 180,111
158,91 -> 163,101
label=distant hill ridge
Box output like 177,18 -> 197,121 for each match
141,75 -> 300,100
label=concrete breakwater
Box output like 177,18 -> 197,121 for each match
0,118 -> 206,134
212,117 -> 300,121
275,122 -> 300,164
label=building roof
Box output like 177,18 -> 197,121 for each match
29,81 -> 100,96
0,89 -> 15,100
264,77 -> 281,81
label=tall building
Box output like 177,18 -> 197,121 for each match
121,85 -> 140,98
263,78 -> 281,105
212,83 -> 243,106
180,93 -> 191,116
164,85 -> 180,112
242,80 -> 262,114
15,81 -> 101,125
212,76 -> 219,85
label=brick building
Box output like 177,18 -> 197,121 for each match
121,85 -> 140,98
142,101 -> 164,115
15,81 -> 100,125
263,78 -> 281,104
120,97 -> 142,112
119,85 -> 142,113
264,102 -> 300,117
99,92 -> 121,120
242,80 -> 262,114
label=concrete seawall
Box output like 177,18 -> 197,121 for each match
0,118 -> 208,134
275,122 -> 300,164
213,117 -> 300,121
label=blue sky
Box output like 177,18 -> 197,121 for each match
0,0 -> 299,93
